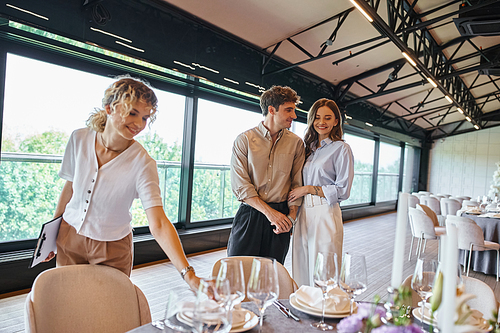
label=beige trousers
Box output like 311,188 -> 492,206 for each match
56,219 -> 133,276
292,194 -> 343,287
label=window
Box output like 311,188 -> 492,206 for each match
0,53 -> 185,242
342,133 -> 375,205
191,99 -> 263,222
376,141 -> 401,202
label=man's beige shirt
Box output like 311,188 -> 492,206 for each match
231,122 -> 305,206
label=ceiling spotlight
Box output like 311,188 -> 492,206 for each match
345,115 -> 352,120
466,116 -> 471,122
444,95 -> 453,104
457,107 -> 464,114
365,122 -> 373,127
474,124 -> 480,130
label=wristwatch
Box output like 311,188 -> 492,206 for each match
180,265 -> 195,280
287,215 -> 298,227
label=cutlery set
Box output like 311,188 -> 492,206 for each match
272,300 -> 300,321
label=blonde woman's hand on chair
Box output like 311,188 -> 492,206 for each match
42,251 -> 55,263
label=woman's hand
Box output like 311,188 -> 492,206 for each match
288,186 -> 312,202
184,271 -> 201,292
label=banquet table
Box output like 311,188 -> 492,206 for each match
127,299 -> 342,333
458,212 -> 500,275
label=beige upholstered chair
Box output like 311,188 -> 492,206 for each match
436,193 -> 451,198
408,207 -> 446,260
418,191 -> 432,196
419,196 -> 441,216
25,265 -> 151,333
458,196 -> 472,201
211,256 -> 298,302
408,194 -> 420,208
416,204 -> 440,227
401,274 -> 497,320
440,198 -> 462,217
431,194 -> 445,201
447,215 -> 500,281
450,196 -> 465,204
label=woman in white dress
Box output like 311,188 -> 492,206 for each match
289,98 -> 354,287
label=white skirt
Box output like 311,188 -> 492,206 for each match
292,194 -> 343,287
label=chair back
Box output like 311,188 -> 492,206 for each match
419,196 -> 441,216
448,216 -> 485,250
462,276 -> 498,321
436,194 -> 451,198
416,204 -> 439,227
408,195 -> 420,208
408,207 -> 437,239
211,256 -> 298,302
24,265 -> 151,333
462,200 -> 479,209
450,196 -> 464,204
458,196 -> 472,201
431,195 -> 445,201
418,191 -> 432,196
411,192 -> 423,199
440,198 -> 462,217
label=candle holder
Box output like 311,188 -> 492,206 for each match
382,286 -> 412,327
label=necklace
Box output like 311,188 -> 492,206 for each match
99,133 -> 127,153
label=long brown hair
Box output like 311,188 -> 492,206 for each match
304,98 -> 343,160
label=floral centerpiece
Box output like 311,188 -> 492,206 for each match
336,287 -> 421,333
489,161 -> 500,198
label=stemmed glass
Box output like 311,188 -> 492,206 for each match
339,253 -> 368,315
216,258 -> 246,310
192,277 -> 232,333
311,251 -> 339,331
411,258 -> 436,331
246,258 -> 279,333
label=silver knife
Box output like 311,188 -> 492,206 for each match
275,300 -> 300,322
273,301 -> 290,318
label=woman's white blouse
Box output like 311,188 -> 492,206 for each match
303,138 -> 354,206
59,128 -> 162,241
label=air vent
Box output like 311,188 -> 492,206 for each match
454,1 -> 500,36
478,48 -> 500,76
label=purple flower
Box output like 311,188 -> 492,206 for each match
371,324 -> 421,333
337,315 -> 364,333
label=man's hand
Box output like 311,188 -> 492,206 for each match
266,209 -> 293,234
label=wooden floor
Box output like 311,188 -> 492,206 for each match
2,212 -> 499,332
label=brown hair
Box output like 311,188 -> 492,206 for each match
304,98 -> 343,160
86,76 -> 158,132
259,85 -> 300,116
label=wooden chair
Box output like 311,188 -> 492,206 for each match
24,265 -> 151,333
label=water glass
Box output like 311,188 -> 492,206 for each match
411,258 -> 436,330
247,258 -> 279,333
192,278 -> 232,333
311,251 -> 339,331
339,253 -> 368,315
216,258 -> 246,309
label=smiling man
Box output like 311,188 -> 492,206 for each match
228,85 -> 305,264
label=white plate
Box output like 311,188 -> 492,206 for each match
294,294 -> 351,315
412,308 -> 491,332
176,309 -> 258,333
289,294 -> 356,318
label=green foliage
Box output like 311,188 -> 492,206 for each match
0,131 -> 69,241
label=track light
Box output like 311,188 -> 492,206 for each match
457,108 -> 464,114
349,0 -> 373,22
426,77 -> 437,88
401,52 -> 417,67
474,124 -> 480,130
444,95 -> 453,104
466,116 -> 471,122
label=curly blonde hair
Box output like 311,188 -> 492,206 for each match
86,76 -> 158,132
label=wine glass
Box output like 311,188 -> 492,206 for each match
339,253 -> 368,315
246,258 -> 279,333
411,258 -> 436,330
192,277 -> 232,333
216,258 -> 246,310
311,251 -> 339,331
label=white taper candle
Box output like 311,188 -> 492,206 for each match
391,192 -> 409,288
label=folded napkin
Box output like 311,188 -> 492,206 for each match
295,285 -> 350,313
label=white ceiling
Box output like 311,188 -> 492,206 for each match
162,0 -> 500,135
